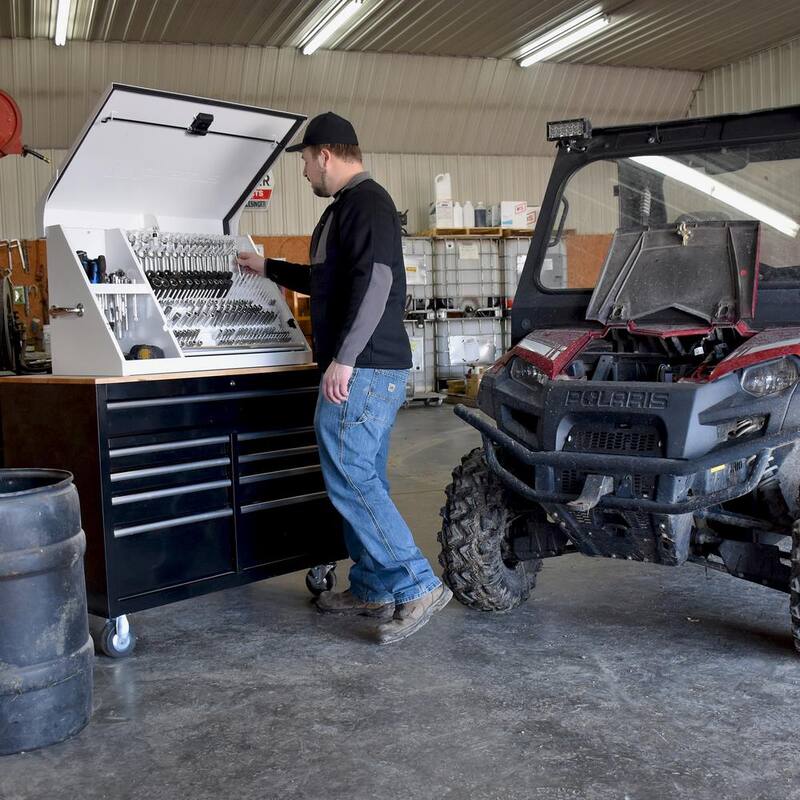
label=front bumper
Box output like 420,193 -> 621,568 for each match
456,404 -> 791,515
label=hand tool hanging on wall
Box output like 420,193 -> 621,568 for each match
9,240 -> 29,273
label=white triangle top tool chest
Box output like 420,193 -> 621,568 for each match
40,84 -> 310,376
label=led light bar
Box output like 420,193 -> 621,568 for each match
631,155 -> 800,238
547,118 -> 592,141
54,0 -> 71,46
518,6 -> 609,68
302,0 -> 363,56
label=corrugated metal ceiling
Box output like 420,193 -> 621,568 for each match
1,0 -> 799,71
0,38 -> 700,153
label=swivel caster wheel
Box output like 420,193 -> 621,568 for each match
90,615 -> 137,658
306,563 -> 337,596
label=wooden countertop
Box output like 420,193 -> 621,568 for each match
0,363 -> 319,385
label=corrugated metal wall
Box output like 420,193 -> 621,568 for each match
1,147 -> 556,238
241,151 -> 557,236
690,36 -> 800,116
0,149 -> 63,240
0,39 -> 700,155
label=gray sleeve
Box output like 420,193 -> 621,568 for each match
334,262 -> 393,367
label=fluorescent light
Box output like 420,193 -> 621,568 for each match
520,5 -> 604,55
302,1 -> 363,56
54,0 -> 71,46
518,6 -> 609,67
631,155 -> 800,238
519,15 -> 609,67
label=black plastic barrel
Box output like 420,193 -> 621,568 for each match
0,469 -> 93,755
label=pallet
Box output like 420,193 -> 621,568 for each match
418,227 -> 533,238
419,227 -> 502,238
444,392 -> 476,407
402,391 -> 446,408
500,228 -> 535,238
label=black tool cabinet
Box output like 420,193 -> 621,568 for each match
0,364 -> 345,656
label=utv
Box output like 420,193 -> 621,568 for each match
439,107 -> 800,652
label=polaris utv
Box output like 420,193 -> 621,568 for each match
439,106 -> 800,652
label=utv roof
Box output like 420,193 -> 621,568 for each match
568,104 -> 800,157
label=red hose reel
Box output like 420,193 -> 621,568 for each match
0,90 -> 49,162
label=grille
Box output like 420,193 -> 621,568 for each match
559,470 -> 655,502
566,426 -> 660,455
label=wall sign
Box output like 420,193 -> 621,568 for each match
246,172 -> 274,209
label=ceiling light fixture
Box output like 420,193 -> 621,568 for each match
54,0 -> 71,46
302,0 -> 363,56
518,5 -> 609,68
631,155 -> 800,238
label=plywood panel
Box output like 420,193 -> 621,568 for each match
250,235 -> 312,341
4,239 -> 50,350
565,233 -> 614,289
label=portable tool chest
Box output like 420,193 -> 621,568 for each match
0,85 -> 345,656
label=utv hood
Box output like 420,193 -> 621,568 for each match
585,220 -> 759,330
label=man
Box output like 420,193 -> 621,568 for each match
238,111 -> 451,645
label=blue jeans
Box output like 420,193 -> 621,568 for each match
314,367 -> 442,605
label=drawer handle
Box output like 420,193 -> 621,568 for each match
110,435 -> 229,458
241,491 -> 328,514
112,479 -> 232,505
240,465 -> 321,485
238,426 -> 315,442
114,508 -> 233,538
107,387 -> 316,411
239,445 -> 318,464
50,303 -> 85,318
111,457 -> 230,482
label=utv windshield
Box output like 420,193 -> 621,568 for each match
539,142 -> 800,291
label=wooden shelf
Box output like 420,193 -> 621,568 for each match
417,227 -> 533,238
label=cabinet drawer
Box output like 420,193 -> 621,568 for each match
104,369 -> 320,402
238,467 -> 326,508
237,496 -> 341,569
110,459 -> 232,495
110,513 -> 236,599
104,386 -> 318,437
108,430 -> 230,472
237,426 -> 318,459
111,483 -> 232,528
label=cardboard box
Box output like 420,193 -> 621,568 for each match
466,366 -> 487,399
490,201 -> 528,228
447,379 -> 466,395
526,205 -> 540,228
429,200 -> 454,229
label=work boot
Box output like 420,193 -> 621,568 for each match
315,589 -> 394,619
376,585 -> 453,645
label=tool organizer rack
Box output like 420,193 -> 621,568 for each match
40,84 -> 309,377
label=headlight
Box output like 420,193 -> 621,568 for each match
510,357 -> 546,387
741,357 -> 800,397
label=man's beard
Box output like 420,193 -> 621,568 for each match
311,170 -> 331,198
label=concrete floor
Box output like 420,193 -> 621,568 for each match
3,406 -> 800,800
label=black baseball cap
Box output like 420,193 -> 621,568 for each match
285,111 -> 359,152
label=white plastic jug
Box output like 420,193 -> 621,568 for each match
434,173 -> 452,202
463,200 -> 475,228
453,201 -> 464,227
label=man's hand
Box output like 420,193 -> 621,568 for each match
322,360 -> 353,404
237,251 -> 266,277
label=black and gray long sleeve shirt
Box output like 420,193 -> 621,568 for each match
265,171 -> 412,372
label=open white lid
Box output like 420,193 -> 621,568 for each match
40,83 -> 305,235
